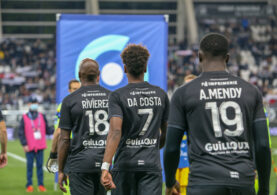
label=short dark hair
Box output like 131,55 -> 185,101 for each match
121,44 -> 150,77
200,33 -> 229,58
68,79 -> 79,90
79,58 -> 99,82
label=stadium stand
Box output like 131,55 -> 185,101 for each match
0,0 -> 276,128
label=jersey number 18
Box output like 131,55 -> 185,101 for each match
85,110 -> 109,136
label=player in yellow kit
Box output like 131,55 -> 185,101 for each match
175,74 -> 197,195
46,79 -> 80,194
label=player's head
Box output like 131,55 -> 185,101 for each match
68,79 -> 80,93
78,58 -> 100,84
199,33 -> 229,70
184,74 -> 197,84
121,44 -> 150,79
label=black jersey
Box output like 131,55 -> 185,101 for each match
109,82 -> 169,172
168,71 -> 266,187
59,85 -> 110,173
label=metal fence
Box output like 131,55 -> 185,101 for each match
2,104 -> 277,140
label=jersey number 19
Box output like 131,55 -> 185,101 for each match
205,101 -> 244,137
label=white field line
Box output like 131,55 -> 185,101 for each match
7,152 -> 48,172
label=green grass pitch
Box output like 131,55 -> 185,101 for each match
0,138 -> 277,195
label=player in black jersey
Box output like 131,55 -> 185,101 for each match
100,44 -> 169,195
58,58 -> 110,195
164,33 -> 271,195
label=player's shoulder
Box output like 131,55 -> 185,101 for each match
98,85 -> 111,94
229,74 -> 261,95
146,82 -> 167,96
174,76 -> 201,95
62,87 -> 83,104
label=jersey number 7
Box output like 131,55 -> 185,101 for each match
138,108 -> 153,136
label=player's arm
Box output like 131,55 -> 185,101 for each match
0,116 -> 8,168
58,129 -> 70,192
102,117 -> 122,164
51,128 -> 61,153
159,122 -> 167,149
58,129 -> 70,173
101,92 -> 122,190
253,92 -> 271,195
57,101 -> 72,193
160,93 -> 170,149
163,89 -> 186,194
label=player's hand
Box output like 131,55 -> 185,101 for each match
166,181 -> 180,195
46,152 -> 58,173
23,145 -> 29,153
0,153 -> 8,168
101,170 -> 116,190
58,171 -> 68,193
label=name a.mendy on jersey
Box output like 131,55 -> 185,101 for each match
200,87 -> 242,100
127,97 -> 162,107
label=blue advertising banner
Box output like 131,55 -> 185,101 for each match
56,14 -> 168,103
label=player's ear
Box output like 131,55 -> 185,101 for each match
225,53 -> 230,64
78,72 -> 82,81
198,51 -> 203,63
124,65 -> 127,73
97,71 -> 100,82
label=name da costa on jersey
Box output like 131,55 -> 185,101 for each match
126,89 -> 162,148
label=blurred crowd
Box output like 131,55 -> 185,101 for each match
0,16 -> 277,107
168,15 -> 277,106
0,39 -> 56,108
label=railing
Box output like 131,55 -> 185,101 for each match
1,104 -> 277,140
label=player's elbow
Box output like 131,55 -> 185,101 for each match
164,144 -> 179,157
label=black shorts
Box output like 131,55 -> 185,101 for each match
69,172 -> 106,195
111,171 -> 162,195
187,185 -> 255,195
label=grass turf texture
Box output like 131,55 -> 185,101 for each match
1,139 -> 277,195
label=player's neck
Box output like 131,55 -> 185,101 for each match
202,61 -> 226,72
127,74 -> 145,83
81,81 -> 97,86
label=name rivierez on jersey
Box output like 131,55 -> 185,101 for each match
82,98 -> 108,109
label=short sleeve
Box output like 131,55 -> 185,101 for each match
59,100 -> 72,131
254,89 -> 266,122
162,93 -> 170,123
168,89 -> 187,130
0,110 -> 4,121
108,91 -> 123,119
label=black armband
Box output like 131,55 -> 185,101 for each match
50,152 -> 57,159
